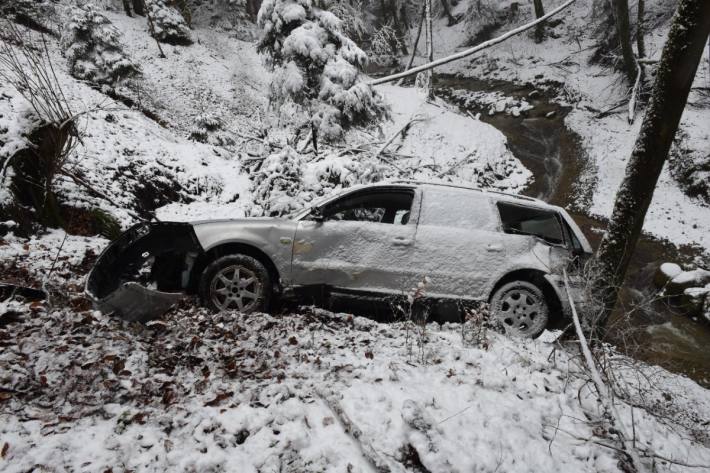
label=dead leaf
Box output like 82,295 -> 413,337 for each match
204,391 -> 233,407
365,350 -> 374,359
1,442 -> 8,459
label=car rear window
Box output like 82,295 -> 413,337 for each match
497,202 -> 564,245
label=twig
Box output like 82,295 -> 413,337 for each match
43,231 -> 68,309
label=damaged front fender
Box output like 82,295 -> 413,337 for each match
85,222 -> 203,322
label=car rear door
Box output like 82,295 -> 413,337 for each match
409,187 -> 507,299
291,187 -> 421,295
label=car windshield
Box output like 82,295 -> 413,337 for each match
497,202 -> 564,245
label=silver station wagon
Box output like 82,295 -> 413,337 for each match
87,181 -> 593,337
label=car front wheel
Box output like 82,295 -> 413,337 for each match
490,280 -> 549,338
199,255 -> 272,313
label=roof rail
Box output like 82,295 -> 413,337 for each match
388,180 -> 539,202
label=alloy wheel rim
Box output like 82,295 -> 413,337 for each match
495,289 -> 545,337
210,265 -> 262,312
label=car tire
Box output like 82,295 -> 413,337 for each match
490,280 -> 549,338
199,254 -> 272,313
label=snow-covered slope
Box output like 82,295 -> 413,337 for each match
2,299 -> 709,472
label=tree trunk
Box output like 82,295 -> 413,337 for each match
397,3 -> 426,86
636,0 -> 646,58
133,0 -> 145,16
425,0 -> 434,98
533,0 -> 545,43
122,0 -> 133,16
389,0 -> 408,55
440,0 -> 456,26
592,0 -> 710,331
612,0 -> 638,82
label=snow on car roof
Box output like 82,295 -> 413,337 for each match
388,180 -> 554,208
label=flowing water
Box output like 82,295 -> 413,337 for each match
433,75 -> 710,387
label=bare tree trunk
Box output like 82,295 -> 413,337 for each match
533,0 -> 545,43
636,0 -> 646,58
398,3 -> 426,86
592,0 -> 710,330
122,0 -> 133,16
389,0 -> 409,55
133,0 -> 145,16
425,0 -> 434,98
612,0 -> 638,82
440,0 -> 456,26
146,7 -> 167,58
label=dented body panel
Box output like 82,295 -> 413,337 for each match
192,218 -> 298,286
87,181 -> 592,322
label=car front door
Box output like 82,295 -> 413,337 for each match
410,187 -> 508,300
291,187 -> 421,295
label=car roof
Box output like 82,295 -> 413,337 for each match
385,180 -> 555,209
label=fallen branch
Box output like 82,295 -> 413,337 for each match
562,268 -> 645,473
316,387 -> 395,473
373,115 -> 424,160
627,56 -> 642,124
368,0 -> 577,86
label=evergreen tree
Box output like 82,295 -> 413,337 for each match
61,4 -> 140,87
257,0 -> 389,148
145,0 -> 192,44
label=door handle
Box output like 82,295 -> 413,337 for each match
392,236 -> 413,246
486,244 -> 503,252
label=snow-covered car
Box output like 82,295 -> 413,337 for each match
86,181 -> 593,337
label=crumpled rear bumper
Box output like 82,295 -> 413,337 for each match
85,222 -> 203,322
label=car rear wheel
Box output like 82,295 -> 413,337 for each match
490,281 -> 549,338
199,255 -> 272,313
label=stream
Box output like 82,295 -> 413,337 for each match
434,75 -> 710,387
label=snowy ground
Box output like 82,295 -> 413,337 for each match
1,232 -> 710,472
415,0 -> 710,250
2,246 -> 710,472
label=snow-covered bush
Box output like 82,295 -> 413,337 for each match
188,112 -> 235,146
61,4 -> 140,88
250,146 -> 308,216
146,0 -> 193,44
257,0 -> 389,145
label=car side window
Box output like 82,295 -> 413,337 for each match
497,202 -> 564,245
419,188 -> 495,229
317,190 -> 414,224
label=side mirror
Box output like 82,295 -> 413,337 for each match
310,206 -> 325,222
